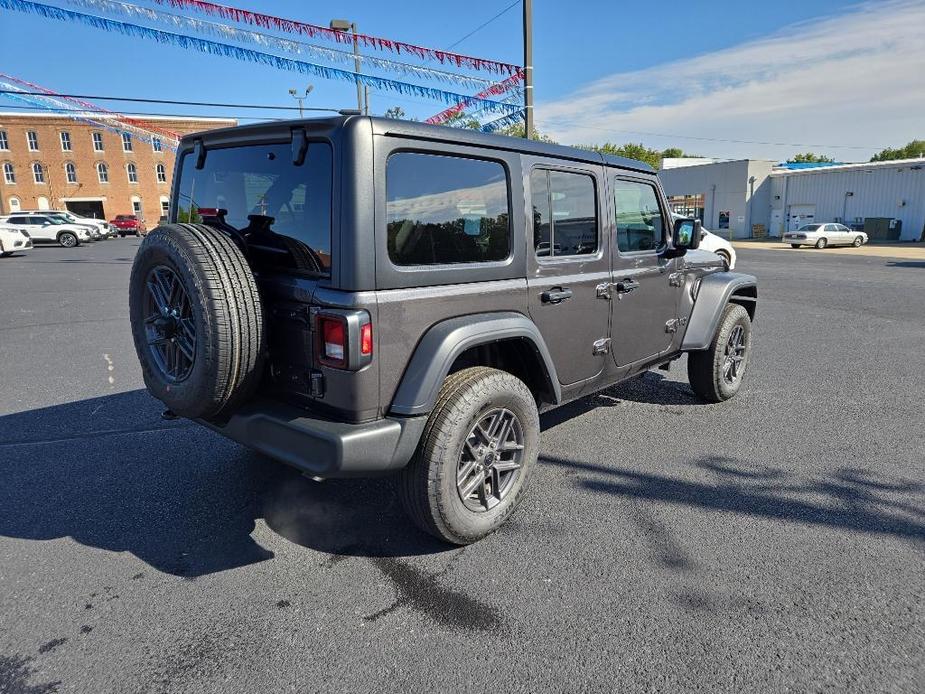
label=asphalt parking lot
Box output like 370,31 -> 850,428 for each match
1,240 -> 922,693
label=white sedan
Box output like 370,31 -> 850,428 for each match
784,223 -> 868,249
0,223 -> 33,256
699,227 -> 737,269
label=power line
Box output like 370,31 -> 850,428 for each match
0,102 -> 286,122
447,0 -> 521,50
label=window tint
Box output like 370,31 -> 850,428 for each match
176,141 -> 333,276
531,169 -> 597,257
386,152 -> 510,266
613,179 -> 665,252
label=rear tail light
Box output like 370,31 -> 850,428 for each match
314,310 -> 373,370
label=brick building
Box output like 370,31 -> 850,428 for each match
0,112 -> 236,223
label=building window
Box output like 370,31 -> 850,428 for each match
131,197 -> 143,217
27,131 -> 39,151
122,132 -> 133,152
156,163 -> 167,183
32,162 -> 46,184
65,162 -> 78,183
3,162 -> 14,184
0,130 -> 8,150
60,131 -> 72,151
8,196 -> 21,212
152,137 -> 162,153
36,196 -> 49,211
160,196 -> 169,216
92,132 -> 104,151
127,162 -> 138,183
97,162 -> 109,183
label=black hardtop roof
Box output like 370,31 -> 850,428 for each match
183,115 -> 655,174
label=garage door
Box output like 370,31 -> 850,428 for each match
789,204 -> 816,231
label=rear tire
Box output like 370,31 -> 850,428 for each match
815,238 -> 828,249
129,223 -> 265,420
398,367 -> 539,545
853,236 -> 863,247
688,303 -> 752,403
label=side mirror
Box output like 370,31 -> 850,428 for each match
670,218 -> 702,256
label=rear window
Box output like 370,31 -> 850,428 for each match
175,142 -> 333,276
799,224 -> 822,231
386,152 -> 510,266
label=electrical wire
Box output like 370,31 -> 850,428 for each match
0,90 -> 339,112
446,0 -> 521,50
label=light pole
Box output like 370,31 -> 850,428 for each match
331,19 -> 366,114
288,85 -> 314,117
523,0 -> 533,140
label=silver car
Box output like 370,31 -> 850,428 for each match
784,223 -> 868,249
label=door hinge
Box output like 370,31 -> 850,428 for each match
592,337 -> 611,355
596,282 -> 611,300
668,272 -> 683,287
665,318 -> 679,333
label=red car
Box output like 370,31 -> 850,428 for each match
110,214 -> 147,237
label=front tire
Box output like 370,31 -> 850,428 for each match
716,249 -> 731,268
688,303 -> 752,403
815,238 -> 828,249
398,367 -> 539,545
58,232 -> 78,248
853,236 -> 863,247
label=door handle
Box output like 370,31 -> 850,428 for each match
541,287 -> 573,304
615,278 -> 640,294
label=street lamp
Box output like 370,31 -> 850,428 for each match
288,85 -> 314,117
330,18 -> 366,114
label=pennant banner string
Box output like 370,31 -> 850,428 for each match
149,0 -> 522,76
426,73 -> 524,125
0,0 -> 522,116
62,0 -> 503,91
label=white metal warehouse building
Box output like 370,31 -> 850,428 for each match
659,158 -> 925,241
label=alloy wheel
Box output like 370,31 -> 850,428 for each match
143,265 -> 196,382
457,408 -> 525,512
722,324 -> 747,385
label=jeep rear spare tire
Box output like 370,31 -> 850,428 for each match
129,223 -> 265,420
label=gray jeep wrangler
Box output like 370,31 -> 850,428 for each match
129,116 -> 757,544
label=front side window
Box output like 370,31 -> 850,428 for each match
152,137 -> 162,153
127,162 -> 138,183
386,152 -> 510,266
65,162 -> 77,183
3,162 -> 14,184
27,131 -> 39,151
60,131 -> 72,151
92,132 -> 104,151
531,169 -> 598,257
122,132 -> 133,152
176,141 -> 333,276
0,130 -> 8,150
156,163 -> 167,183
613,179 -> 666,252
32,162 -> 45,184
97,162 -> 109,183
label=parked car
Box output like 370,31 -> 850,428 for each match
0,222 -> 33,256
18,210 -> 114,238
673,214 -> 736,269
0,214 -> 93,247
784,223 -> 868,249
110,214 -> 147,237
129,116 -> 757,545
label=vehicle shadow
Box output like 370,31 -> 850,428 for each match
542,454 -> 925,543
885,260 -> 925,268
0,390 -> 445,579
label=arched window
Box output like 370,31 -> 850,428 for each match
127,162 -> 138,183
8,196 -> 21,212
156,163 -> 167,183
97,161 -> 109,183
2,162 -> 14,184
65,162 -> 78,183
32,162 -> 46,184
36,196 -> 49,210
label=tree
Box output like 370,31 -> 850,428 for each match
870,139 -> 925,162
788,152 -> 835,163
494,122 -> 557,143
442,111 -> 482,130
382,106 -> 406,120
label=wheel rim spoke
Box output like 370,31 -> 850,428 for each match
456,407 -> 525,512
144,265 -> 196,383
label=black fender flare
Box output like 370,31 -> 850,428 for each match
389,312 -> 562,416
682,272 -> 757,351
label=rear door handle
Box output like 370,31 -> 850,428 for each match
616,278 -> 640,294
541,287 -> 573,304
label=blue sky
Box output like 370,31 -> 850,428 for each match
2,0 -> 922,160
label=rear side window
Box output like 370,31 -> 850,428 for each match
531,169 -> 598,257
386,152 -> 510,266
176,142 -> 333,276
613,179 -> 665,252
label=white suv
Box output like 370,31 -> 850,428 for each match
0,214 -> 94,247
21,210 -> 114,239
0,222 -> 33,256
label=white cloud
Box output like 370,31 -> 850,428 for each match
537,0 -> 925,161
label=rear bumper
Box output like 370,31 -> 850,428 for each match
199,398 -> 427,478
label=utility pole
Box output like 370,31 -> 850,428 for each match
331,19 -> 366,114
523,0 -> 534,140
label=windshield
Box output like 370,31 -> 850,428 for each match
175,141 -> 333,276
798,224 -> 822,231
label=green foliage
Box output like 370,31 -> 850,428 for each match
382,106 -> 406,120
788,152 -> 835,163
870,139 -> 925,162
494,122 -> 557,143
578,142 -> 697,169
177,206 -> 201,224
